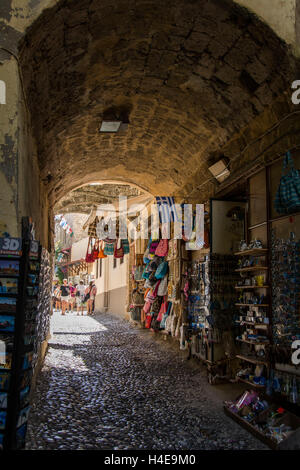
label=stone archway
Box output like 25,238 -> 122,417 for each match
18,0 -> 297,216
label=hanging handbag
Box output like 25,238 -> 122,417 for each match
98,241 -> 107,259
143,301 -> 152,314
143,248 -> 150,264
122,239 -> 130,254
85,238 -> 95,263
155,239 -> 169,257
88,217 -> 99,238
157,297 -> 168,323
142,267 -> 150,280
145,314 -> 153,329
157,274 -> 168,296
114,239 -> 124,259
155,260 -> 168,279
149,240 -> 159,254
92,239 -> 100,260
103,241 -> 115,256
274,151 -> 300,214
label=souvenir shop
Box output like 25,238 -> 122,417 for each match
130,150 -> 300,449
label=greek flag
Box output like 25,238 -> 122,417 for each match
155,197 -> 179,223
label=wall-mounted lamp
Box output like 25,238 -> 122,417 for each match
208,159 -> 230,183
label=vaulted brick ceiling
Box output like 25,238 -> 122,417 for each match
20,0 -> 297,207
54,183 -> 143,214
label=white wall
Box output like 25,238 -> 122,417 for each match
93,254 -> 129,317
235,0 -> 296,45
71,237 -> 89,262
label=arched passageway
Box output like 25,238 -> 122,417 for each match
19,0 -> 297,210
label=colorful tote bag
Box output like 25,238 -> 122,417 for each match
121,239 -> 130,254
98,241 -> 107,259
155,260 -> 168,279
103,241 -> 115,256
274,151 -> 300,214
155,239 -> 169,257
157,274 -> 168,296
85,238 -> 95,263
114,240 -> 124,259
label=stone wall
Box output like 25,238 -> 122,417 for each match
0,0 -> 300,249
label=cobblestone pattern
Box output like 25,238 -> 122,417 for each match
26,312 -> 267,450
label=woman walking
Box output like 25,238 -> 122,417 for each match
54,284 -> 61,312
68,281 -> 76,312
86,281 -> 97,315
60,279 -> 70,315
76,280 -> 86,316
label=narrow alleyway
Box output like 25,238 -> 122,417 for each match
25,312 -> 267,450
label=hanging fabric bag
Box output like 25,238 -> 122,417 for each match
274,151 -> 300,214
85,238 -> 95,263
103,241 -> 115,256
92,239 -> 100,260
98,241 -> 107,259
155,239 -> 169,257
149,240 -> 159,254
114,239 -> 124,259
155,260 -> 168,279
145,314 -> 153,329
88,217 -> 99,238
157,274 -> 168,296
122,239 -> 130,254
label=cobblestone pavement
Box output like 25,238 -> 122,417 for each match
26,311 -> 267,450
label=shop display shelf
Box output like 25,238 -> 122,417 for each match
0,275 -> 19,279
236,354 -> 269,366
224,402 -> 300,450
234,249 -> 268,257
235,321 -> 268,329
236,376 -> 265,389
236,338 -> 269,346
223,405 -> 277,450
235,285 -> 270,290
235,303 -> 269,307
235,267 -> 268,273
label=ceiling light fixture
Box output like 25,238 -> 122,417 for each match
208,159 -> 230,183
99,108 -> 130,133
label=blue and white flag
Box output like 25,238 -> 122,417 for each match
155,197 -> 179,223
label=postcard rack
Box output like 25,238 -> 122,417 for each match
0,219 -> 41,450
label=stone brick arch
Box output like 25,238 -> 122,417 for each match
19,0 -> 297,208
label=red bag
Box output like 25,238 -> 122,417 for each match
145,314 -> 153,329
92,240 -> 100,260
85,238 -> 94,263
155,239 -> 168,257
143,301 -> 151,314
156,297 -> 168,323
114,240 -> 124,259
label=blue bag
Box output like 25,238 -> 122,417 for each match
274,152 -> 300,214
104,242 -> 114,255
155,260 -> 168,279
121,239 -> 130,254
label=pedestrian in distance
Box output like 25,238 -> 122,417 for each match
86,281 -> 97,315
60,279 -> 70,315
76,280 -> 86,316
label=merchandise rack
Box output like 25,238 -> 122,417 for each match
0,219 -> 41,450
